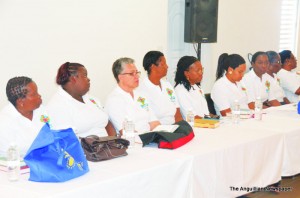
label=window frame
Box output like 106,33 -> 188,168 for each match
279,0 -> 300,54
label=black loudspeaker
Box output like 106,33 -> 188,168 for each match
184,0 -> 219,43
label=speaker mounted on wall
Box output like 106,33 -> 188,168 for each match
184,0 -> 219,43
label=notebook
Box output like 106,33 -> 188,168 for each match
152,125 -> 179,133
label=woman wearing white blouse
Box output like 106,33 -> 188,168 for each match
0,77 -> 46,157
47,62 -> 116,137
266,51 -> 290,104
277,50 -> 300,103
211,53 -> 249,116
140,51 -> 183,125
105,57 -> 160,134
174,56 -> 210,119
243,51 -> 281,108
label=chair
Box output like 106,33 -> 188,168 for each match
205,93 -> 216,115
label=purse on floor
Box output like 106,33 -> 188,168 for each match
80,135 -> 130,162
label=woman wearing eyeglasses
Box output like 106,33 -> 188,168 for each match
47,62 -> 116,137
211,53 -> 250,116
105,57 -> 160,135
265,51 -> 290,105
174,56 -> 211,119
243,51 -> 281,108
139,51 -> 183,125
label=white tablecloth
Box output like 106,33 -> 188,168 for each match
180,122 -> 284,198
0,147 -> 193,198
263,104 -> 300,176
0,104 -> 299,198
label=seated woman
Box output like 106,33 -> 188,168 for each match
211,53 -> 249,116
277,50 -> 300,103
266,51 -> 290,105
47,62 -> 116,137
139,51 -> 183,124
243,51 -> 281,108
105,57 -> 160,134
0,77 -> 47,157
174,56 -> 210,119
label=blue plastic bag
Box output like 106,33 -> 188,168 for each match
24,123 -> 89,182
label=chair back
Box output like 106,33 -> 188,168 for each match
205,93 -> 216,115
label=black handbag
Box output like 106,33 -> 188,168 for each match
80,135 -> 129,162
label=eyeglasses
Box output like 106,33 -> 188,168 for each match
272,60 -> 282,64
120,71 -> 141,77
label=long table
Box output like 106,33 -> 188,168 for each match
0,104 -> 299,198
263,104 -> 300,176
179,123 -> 284,198
0,147 -> 194,198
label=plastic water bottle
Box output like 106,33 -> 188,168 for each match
124,119 -> 135,148
232,100 -> 240,124
255,97 -> 263,120
122,117 -> 128,137
7,144 -> 20,181
297,101 -> 300,114
186,109 -> 194,127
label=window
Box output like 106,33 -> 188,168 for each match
279,0 -> 299,53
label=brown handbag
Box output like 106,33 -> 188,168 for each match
80,135 -> 129,162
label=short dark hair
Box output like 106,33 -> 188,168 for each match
266,51 -> 279,64
216,53 -> 245,80
6,76 -> 33,107
250,51 -> 267,64
279,50 -> 292,65
142,51 -> 164,75
174,56 -> 199,91
112,57 -> 134,82
56,62 -> 85,85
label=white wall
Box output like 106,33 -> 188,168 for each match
167,0 -> 283,94
183,0 -> 282,93
0,0 -> 295,109
0,0 -> 168,108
